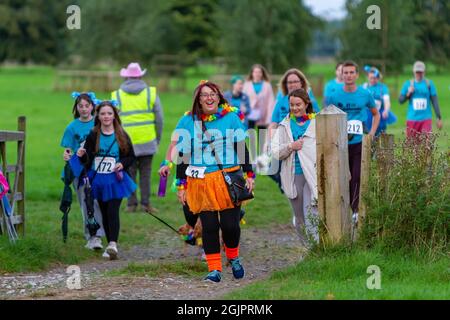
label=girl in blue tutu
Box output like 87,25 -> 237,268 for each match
77,100 -> 136,260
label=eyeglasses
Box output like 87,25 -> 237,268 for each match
200,93 -> 218,99
287,80 -> 301,85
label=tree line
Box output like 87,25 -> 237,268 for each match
0,0 -> 447,73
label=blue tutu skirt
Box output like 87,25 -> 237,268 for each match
88,170 -> 136,202
68,155 -> 85,178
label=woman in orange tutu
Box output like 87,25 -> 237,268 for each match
172,81 -> 255,283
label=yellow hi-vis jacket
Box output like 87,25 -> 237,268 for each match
112,87 -> 157,146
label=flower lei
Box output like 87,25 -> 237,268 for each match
185,103 -> 245,122
290,113 -> 316,124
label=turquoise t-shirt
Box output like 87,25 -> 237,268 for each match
327,86 -> 376,145
290,119 -> 310,175
174,111 -> 247,173
91,132 -> 120,171
253,82 -> 263,95
323,79 -> 344,106
400,79 -> 437,121
271,89 -> 320,123
60,118 -> 94,152
364,82 -> 390,131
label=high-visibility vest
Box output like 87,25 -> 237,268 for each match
111,87 -> 157,145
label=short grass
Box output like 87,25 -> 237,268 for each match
0,64 -> 448,302
0,66 -> 291,273
224,247 -> 450,300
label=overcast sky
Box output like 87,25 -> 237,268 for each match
304,0 -> 347,21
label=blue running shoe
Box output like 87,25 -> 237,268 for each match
229,258 -> 245,279
204,270 -> 222,283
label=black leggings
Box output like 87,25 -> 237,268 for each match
200,206 -> 241,254
98,199 -> 122,243
183,204 -> 199,228
348,142 -> 362,213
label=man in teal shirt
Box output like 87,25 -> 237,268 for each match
327,61 -> 380,222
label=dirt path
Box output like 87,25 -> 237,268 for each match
0,224 -> 305,300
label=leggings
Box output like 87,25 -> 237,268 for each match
348,142 -> 362,213
183,204 -> 199,229
98,199 -> 122,243
200,206 -> 241,254
289,174 -> 307,237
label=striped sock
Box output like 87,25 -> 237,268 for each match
225,246 -> 239,260
205,253 -> 222,272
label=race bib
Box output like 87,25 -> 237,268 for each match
186,165 -> 206,179
413,98 -> 427,111
94,157 -> 116,174
375,99 -> 382,110
347,120 -> 363,135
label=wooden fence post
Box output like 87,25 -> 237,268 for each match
316,105 -> 351,244
16,116 -> 26,235
358,134 -> 372,232
377,133 -> 394,199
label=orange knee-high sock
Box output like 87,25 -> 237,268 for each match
205,253 -> 222,272
225,246 -> 239,260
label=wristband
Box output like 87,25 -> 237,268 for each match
160,159 -> 174,169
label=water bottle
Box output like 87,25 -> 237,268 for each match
158,174 -> 168,197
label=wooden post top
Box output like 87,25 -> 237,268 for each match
317,105 -> 346,115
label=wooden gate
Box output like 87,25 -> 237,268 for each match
0,116 -> 26,237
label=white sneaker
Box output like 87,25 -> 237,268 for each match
352,212 -> 359,225
84,237 -> 94,250
91,237 -> 103,250
102,250 -> 110,259
106,242 -> 118,260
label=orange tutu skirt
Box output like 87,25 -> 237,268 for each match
186,166 -> 240,214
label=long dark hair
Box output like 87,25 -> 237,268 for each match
93,101 -> 129,154
288,88 -> 313,114
72,93 -> 95,118
191,81 -> 227,121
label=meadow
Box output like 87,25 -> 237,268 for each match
0,65 -> 448,299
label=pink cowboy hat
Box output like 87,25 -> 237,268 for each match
120,62 -> 147,78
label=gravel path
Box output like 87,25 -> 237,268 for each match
0,224 -> 305,300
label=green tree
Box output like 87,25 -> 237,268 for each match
0,0 -> 70,64
217,0 -> 321,74
411,0 -> 449,70
339,0 -> 419,73
167,0 -> 220,62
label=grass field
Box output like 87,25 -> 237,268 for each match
224,246 -> 450,300
0,66 -> 293,272
0,65 -> 448,299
